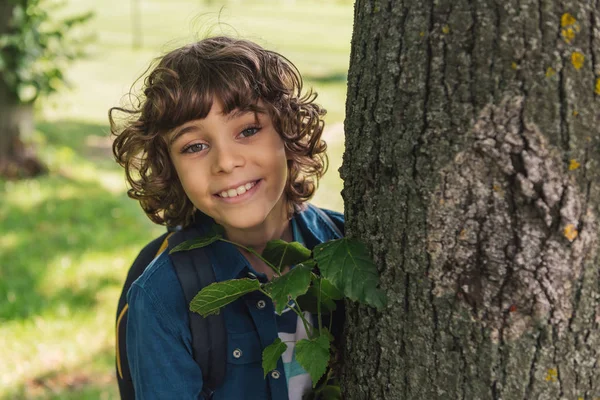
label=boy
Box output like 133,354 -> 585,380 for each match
110,36 -> 344,399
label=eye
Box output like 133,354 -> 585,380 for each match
181,143 -> 208,154
239,126 -> 261,138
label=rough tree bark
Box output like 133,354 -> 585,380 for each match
0,0 -> 46,179
340,0 -> 600,399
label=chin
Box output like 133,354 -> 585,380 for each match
216,208 -> 270,231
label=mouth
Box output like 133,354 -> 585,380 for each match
214,179 -> 261,202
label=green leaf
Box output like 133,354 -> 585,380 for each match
321,327 -> 335,343
262,240 -> 312,271
319,385 -> 342,400
169,225 -> 224,253
314,238 -> 387,310
316,277 -> 344,309
265,264 -> 312,315
295,334 -> 331,388
297,278 -> 343,314
262,338 -> 287,378
190,278 -> 261,317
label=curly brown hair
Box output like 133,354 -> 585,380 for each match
109,36 -> 328,228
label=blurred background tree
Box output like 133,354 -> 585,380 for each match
0,0 -> 92,178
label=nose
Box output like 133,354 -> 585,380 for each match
211,143 -> 245,174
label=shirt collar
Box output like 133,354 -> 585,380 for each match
192,204 -> 338,282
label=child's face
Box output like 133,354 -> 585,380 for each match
168,100 -> 289,232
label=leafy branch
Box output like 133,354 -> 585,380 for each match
0,0 -> 94,103
170,224 -> 387,397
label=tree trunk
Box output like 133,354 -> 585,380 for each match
0,1 -> 46,178
340,0 -> 600,399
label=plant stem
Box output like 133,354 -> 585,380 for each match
257,287 -> 313,337
317,277 -> 323,335
220,238 -> 280,276
314,368 -> 335,394
292,301 -> 313,339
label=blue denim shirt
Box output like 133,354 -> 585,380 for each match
126,205 -> 344,400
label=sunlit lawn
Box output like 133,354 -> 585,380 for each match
1,0 -> 352,398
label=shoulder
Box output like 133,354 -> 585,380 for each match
131,249 -> 176,291
307,204 -> 345,237
295,204 -> 345,247
318,207 -> 344,228
127,250 -> 188,327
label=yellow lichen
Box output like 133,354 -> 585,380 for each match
419,31 -> 425,37
571,51 -> 585,70
564,224 -> 579,241
511,62 -> 518,70
572,110 -> 579,117
562,27 -> 576,43
560,14 -> 580,43
595,78 -> 600,95
569,159 -> 581,170
459,229 -> 467,240
561,13 -> 577,27
442,25 -> 450,34
545,67 -> 556,77
545,368 -> 558,382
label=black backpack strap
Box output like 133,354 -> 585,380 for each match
168,229 -> 227,399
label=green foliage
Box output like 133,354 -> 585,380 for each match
189,278 -> 261,317
170,226 -> 224,254
314,238 -> 387,310
261,338 -> 287,378
298,278 -> 344,314
265,263 -> 312,315
175,226 -> 387,389
314,385 -> 342,400
0,0 -> 93,103
295,334 -> 331,388
261,239 -> 312,272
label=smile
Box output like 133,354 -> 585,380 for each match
215,179 -> 261,201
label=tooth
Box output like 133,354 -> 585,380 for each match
220,191 -> 229,198
227,189 -> 237,197
245,182 -> 254,190
236,186 -> 247,195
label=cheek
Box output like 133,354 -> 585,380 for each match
171,159 -> 209,200
272,146 -> 289,178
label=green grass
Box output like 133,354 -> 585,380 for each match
1,0 -> 352,398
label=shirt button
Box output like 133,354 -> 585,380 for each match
257,300 -> 266,309
271,370 -> 280,379
233,349 -> 242,359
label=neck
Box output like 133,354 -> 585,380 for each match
223,204 -> 293,255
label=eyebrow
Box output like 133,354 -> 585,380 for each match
168,108 -> 264,148
168,124 -> 203,148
